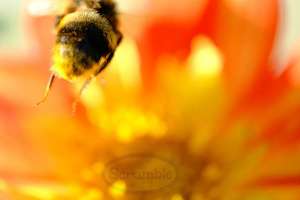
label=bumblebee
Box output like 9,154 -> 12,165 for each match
36,0 -> 122,110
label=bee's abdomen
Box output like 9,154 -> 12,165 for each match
52,10 -> 118,79
57,21 -> 111,64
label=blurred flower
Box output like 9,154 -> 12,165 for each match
1,0 -> 300,199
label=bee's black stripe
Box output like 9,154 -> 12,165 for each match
57,20 -> 111,64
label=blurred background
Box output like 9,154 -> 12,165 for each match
1,0 -> 300,199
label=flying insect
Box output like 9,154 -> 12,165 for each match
35,0 -> 123,111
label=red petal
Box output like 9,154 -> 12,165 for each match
136,0 -> 209,89
206,0 -> 278,98
252,176 -> 300,188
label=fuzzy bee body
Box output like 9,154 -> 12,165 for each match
52,1 -> 122,81
36,0 -> 122,109
52,9 -> 121,80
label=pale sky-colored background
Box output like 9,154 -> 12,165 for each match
0,0 -> 299,68
275,0 -> 300,69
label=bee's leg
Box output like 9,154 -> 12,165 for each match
35,73 -> 56,106
116,31 -> 123,46
94,52 -> 114,76
94,33 -> 122,76
72,76 -> 93,114
72,51 -> 116,113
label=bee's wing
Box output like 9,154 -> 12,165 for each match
27,0 -> 74,16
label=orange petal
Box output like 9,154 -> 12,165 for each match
244,42 -> 300,148
210,0 -> 278,99
0,65 -> 72,110
135,0 -> 209,89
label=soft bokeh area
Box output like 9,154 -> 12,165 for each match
1,0 -> 300,199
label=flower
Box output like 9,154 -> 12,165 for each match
1,0 -> 300,199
